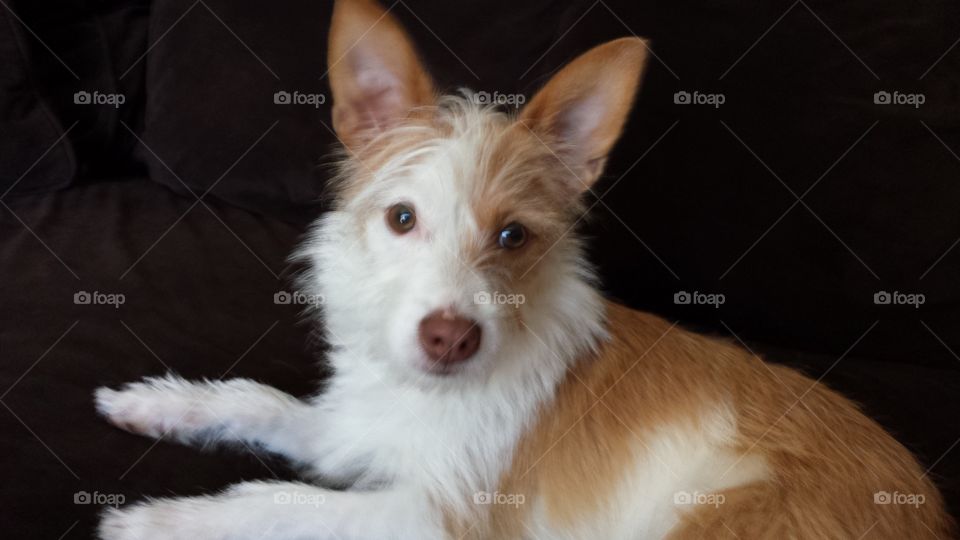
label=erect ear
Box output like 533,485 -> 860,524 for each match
519,37 -> 649,191
327,0 -> 435,151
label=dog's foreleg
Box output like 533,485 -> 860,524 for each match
95,374 -> 321,462
98,481 -> 442,540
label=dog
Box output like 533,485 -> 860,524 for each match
94,0 -> 953,538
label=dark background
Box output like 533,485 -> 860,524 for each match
1,0 -> 958,537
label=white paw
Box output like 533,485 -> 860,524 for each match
97,493 -> 302,540
94,378 -> 208,439
98,501 -> 194,540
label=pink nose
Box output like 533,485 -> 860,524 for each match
418,311 -> 482,365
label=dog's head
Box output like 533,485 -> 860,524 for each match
302,0 -> 648,382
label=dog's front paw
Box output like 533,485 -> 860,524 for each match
95,384 -> 170,438
94,377 -> 207,439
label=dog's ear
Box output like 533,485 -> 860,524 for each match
327,0 -> 435,151
519,38 -> 649,191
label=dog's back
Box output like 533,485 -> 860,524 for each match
462,302 -> 952,538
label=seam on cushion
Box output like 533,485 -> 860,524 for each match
93,7 -> 121,152
4,5 -> 77,189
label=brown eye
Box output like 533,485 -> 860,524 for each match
498,222 -> 527,249
387,203 -> 416,234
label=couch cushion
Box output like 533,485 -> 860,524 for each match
140,0 -> 335,225
0,6 -> 75,197
10,0 -> 151,180
0,178 -> 317,537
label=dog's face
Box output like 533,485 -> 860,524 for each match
312,0 -> 648,381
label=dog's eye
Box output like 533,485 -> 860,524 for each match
387,204 -> 416,234
498,223 -> 527,249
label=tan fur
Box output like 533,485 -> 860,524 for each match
450,303 -> 954,539
520,37 -> 649,188
327,0 -> 436,151
464,124 -> 575,279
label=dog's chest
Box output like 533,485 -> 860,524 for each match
318,366 -> 550,498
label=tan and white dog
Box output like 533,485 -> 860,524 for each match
95,0 -> 953,538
